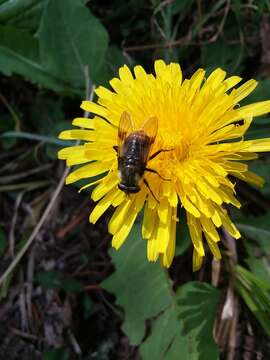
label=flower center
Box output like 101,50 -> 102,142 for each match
175,139 -> 189,162
157,129 -> 189,163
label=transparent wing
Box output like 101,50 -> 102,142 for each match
117,111 -> 135,151
139,116 -> 158,162
140,116 -> 158,145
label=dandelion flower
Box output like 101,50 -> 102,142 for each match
58,60 -> 270,270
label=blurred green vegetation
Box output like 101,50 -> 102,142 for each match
1,0 -> 270,359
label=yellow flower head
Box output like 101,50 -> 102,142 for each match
58,60 -> 270,271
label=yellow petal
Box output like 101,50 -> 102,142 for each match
223,76 -> 242,91
119,65 -> 134,84
84,148 -> 115,162
65,161 -> 110,184
192,191 -> 213,218
60,145 -> 100,166
168,63 -> 182,84
200,216 -> 220,243
235,170 -> 264,188
218,186 -> 241,208
58,129 -> 96,141
193,249 -> 203,271
95,86 -> 114,100
206,68 -> 226,90
182,196 -> 201,217
91,173 -> 119,201
58,145 -> 85,160
147,227 -> 159,262
112,210 -> 138,249
223,161 -> 248,174
229,100 -> 270,121
134,65 -> 148,79
169,189 -> 178,207
196,180 -> 223,205
211,210 -> 222,227
204,160 -> 228,178
154,59 -> 166,77
66,154 -> 90,166
156,206 -> 172,253
157,197 -> 170,223
79,177 -> 103,192
72,117 -> 95,129
89,188 -> 117,224
81,101 -> 108,118
219,210 -> 241,239
161,207 -> 177,267
111,191 -> 126,207
188,69 -> 205,100
109,77 -> 125,94
108,199 -> 133,234
242,138 -> 270,152
187,213 -> 205,256
204,232 -> 222,259
232,79 -> 257,103
142,204 -> 158,239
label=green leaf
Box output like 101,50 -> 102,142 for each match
201,38 -> 243,73
95,45 -> 131,86
176,283 -> 220,359
102,223 -> 172,345
171,0 -> 194,14
248,159 -> 270,195
102,223 -> 220,358
236,214 -> 270,282
61,278 -> 84,294
234,265 -> 270,336
0,271 -> 14,299
236,214 -> 270,252
82,294 -> 93,319
193,0 -> 227,37
38,0 -> 109,88
231,0 -> 242,23
246,123 -> 270,141
140,282 -> 220,360
36,270 -> 84,293
0,228 -> 7,256
242,80 -> 270,141
243,240 -> 270,283
0,25 -> 75,93
0,180 -> 50,192
42,348 -> 70,360
140,300 -> 188,360
1,131 -> 74,147
28,95 -> 65,135
245,79 -> 270,103
0,0 -> 45,30
36,270 -> 64,289
175,210 -> 191,256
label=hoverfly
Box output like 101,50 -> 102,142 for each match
113,111 -> 170,200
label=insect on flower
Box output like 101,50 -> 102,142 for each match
58,60 -> 270,271
114,111 -> 171,201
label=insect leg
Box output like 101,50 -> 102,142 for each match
145,167 -> 170,181
143,178 -> 159,203
148,148 -> 173,161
